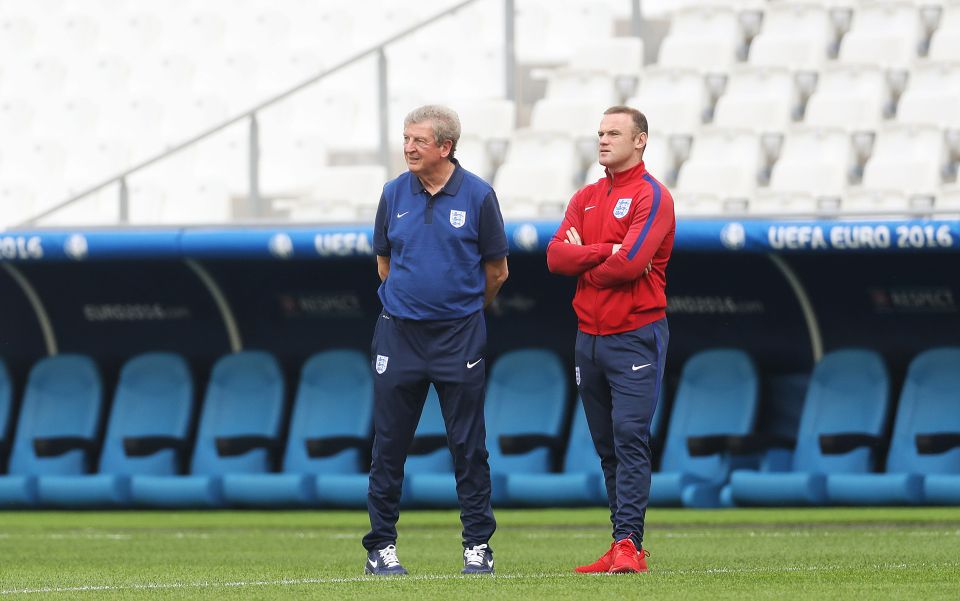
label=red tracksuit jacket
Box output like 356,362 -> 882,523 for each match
546,161 -> 675,336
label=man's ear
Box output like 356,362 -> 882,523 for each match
635,131 -> 648,153
440,139 -> 454,158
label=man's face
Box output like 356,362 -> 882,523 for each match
403,121 -> 450,175
597,112 -> 646,172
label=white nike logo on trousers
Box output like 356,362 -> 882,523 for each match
632,363 -> 651,371
467,359 -> 483,368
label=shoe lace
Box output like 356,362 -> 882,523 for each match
464,544 -> 488,566
378,545 -> 401,568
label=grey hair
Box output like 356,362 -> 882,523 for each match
404,104 -> 461,157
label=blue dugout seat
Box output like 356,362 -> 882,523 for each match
650,349 -> 759,508
505,389 -> 667,507
223,349 -> 373,507
827,348 -> 960,505
0,355 -> 103,508
37,353 -> 194,507
728,349 -> 890,507
130,351 -> 284,508
404,349 -> 568,507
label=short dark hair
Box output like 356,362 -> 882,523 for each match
604,106 -> 648,137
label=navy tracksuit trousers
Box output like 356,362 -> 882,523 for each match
575,317 -> 668,548
363,310 -> 497,551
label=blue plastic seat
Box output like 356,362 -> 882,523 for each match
37,353 -> 194,507
827,348 -> 960,505
130,351 -> 284,508
405,349 -> 568,507
729,349 -> 890,507
223,350 -> 373,507
650,349 -> 759,508
0,355 -> 103,508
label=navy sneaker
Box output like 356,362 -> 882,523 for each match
462,543 -> 494,574
365,544 -> 408,576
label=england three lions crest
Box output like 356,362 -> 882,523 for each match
613,198 -> 632,219
375,355 -> 389,374
450,210 -> 466,228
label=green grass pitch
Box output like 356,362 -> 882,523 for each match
1,507 -> 958,599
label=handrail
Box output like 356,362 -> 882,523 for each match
17,0 -> 487,228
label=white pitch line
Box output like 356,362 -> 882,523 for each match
3,562 -> 959,596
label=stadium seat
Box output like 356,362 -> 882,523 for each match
222,350 -> 373,508
529,97 -> 614,139
712,66 -> 798,133
849,123 -> 947,209
803,64 -> 890,132
129,351 -> 285,508
827,348 -> 960,505
36,353 -> 194,508
752,126 -> 852,215
283,165 -> 388,223
896,61 -> 960,129
404,349 -> 568,508
748,3 -> 834,70
837,1 -> 924,70
650,349 -> 758,508
0,355 -> 103,508
628,67 -> 708,137
927,1 -> 960,61
728,349 -> 890,507
674,128 -> 762,210
567,37 -> 644,86
657,6 -> 743,73
541,69 -> 618,105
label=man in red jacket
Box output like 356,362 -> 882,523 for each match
546,106 -> 675,574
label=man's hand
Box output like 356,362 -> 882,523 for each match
564,227 -> 582,245
641,261 -> 653,276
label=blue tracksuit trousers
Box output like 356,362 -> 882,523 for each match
575,317 -> 668,548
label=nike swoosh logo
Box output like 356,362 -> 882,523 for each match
467,359 -> 483,368
396,211 -> 409,218
368,559 -> 377,569
632,363 -> 651,371
584,206 -> 597,211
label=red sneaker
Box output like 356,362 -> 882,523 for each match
573,542 -> 616,573
607,538 -> 650,574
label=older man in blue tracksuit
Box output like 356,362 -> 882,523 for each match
363,105 -> 509,576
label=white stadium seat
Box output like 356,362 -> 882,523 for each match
928,1 -> 960,61
657,6 -> 743,72
748,3 -> 834,70
568,37 -> 645,79
859,123 -> 947,196
675,128 -> 762,207
766,126 -> 852,197
628,67 -> 708,136
837,1 -> 924,69
712,66 -> 799,132
803,64 -> 890,131
896,61 -> 960,128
